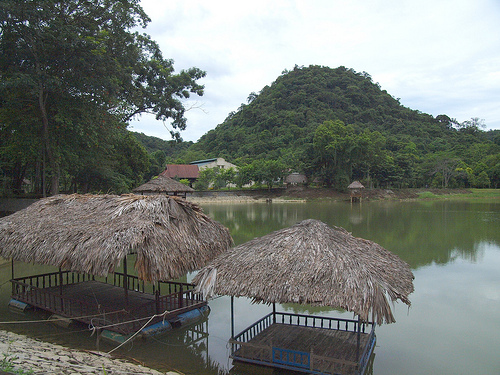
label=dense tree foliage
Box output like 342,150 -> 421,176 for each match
131,132 -> 194,180
0,0 -> 204,196
181,65 -> 499,190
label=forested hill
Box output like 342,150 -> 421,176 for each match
188,65 -> 460,162
137,65 -> 498,189
177,65 -> 498,189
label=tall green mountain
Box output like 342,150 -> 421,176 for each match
188,65 -> 460,163
137,65 -> 498,189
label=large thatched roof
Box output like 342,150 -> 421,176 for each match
0,194 -> 232,282
193,219 -> 414,325
133,175 -> 194,194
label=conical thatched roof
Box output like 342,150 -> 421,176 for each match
193,219 -> 414,325
348,181 -> 365,189
0,194 -> 232,282
133,175 -> 194,194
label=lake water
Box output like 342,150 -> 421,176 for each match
1,199 -> 499,374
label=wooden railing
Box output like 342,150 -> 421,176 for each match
230,312 -> 376,374
11,271 -> 94,292
11,279 -> 97,317
10,271 -> 203,321
233,312 -> 374,344
276,311 -> 374,333
232,312 -> 274,344
127,286 -> 205,318
358,325 -> 376,375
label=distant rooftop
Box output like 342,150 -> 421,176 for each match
190,158 -> 217,166
161,165 -> 199,179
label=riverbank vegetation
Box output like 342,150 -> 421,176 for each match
1,3 -> 498,197
0,0 -> 204,197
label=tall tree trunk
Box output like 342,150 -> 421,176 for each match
38,85 -> 59,195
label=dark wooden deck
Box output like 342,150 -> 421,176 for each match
230,312 -> 376,375
10,271 -> 206,335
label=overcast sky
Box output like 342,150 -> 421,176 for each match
129,0 -> 500,142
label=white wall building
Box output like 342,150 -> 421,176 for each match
190,158 -> 238,171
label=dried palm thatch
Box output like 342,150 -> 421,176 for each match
193,219 -> 414,325
348,181 -> 365,189
0,194 -> 232,282
133,175 -> 194,194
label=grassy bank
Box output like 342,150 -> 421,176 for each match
415,189 -> 500,200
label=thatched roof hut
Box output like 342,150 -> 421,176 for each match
284,173 -> 307,185
0,194 -> 232,282
133,175 -> 194,196
347,181 -> 365,190
348,181 -> 365,202
194,219 -> 414,325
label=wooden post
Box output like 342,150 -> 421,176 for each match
154,281 -> 161,314
10,259 -> 15,297
230,296 -> 235,339
155,289 -> 160,314
59,267 -> 64,312
356,315 -> 361,361
123,255 -> 129,308
230,296 -> 235,357
58,268 -> 63,294
272,302 -> 276,324
179,284 -> 184,308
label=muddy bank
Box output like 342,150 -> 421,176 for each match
187,187 -> 474,203
0,330 -> 179,375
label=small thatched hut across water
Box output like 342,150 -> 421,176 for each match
133,175 -> 194,198
285,173 -> 308,187
348,181 -> 365,203
0,194 -> 232,340
194,219 -> 414,375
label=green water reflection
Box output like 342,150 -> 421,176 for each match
0,199 -> 499,374
202,200 -> 500,268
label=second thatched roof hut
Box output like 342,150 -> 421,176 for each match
194,219 -> 413,325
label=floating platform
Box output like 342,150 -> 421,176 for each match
230,312 -> 376,375
9,270 -> 207,337
100,305 -> 210,344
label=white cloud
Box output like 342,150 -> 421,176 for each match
130,0 -> 500,141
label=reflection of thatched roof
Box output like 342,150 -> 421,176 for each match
0,194 -> 232,282
133,175 -> 194,194
348,181 -> 365,189
194,219 -> 414,325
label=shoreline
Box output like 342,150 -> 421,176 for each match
0,329 -> 180,375
187,187 -> 499,203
